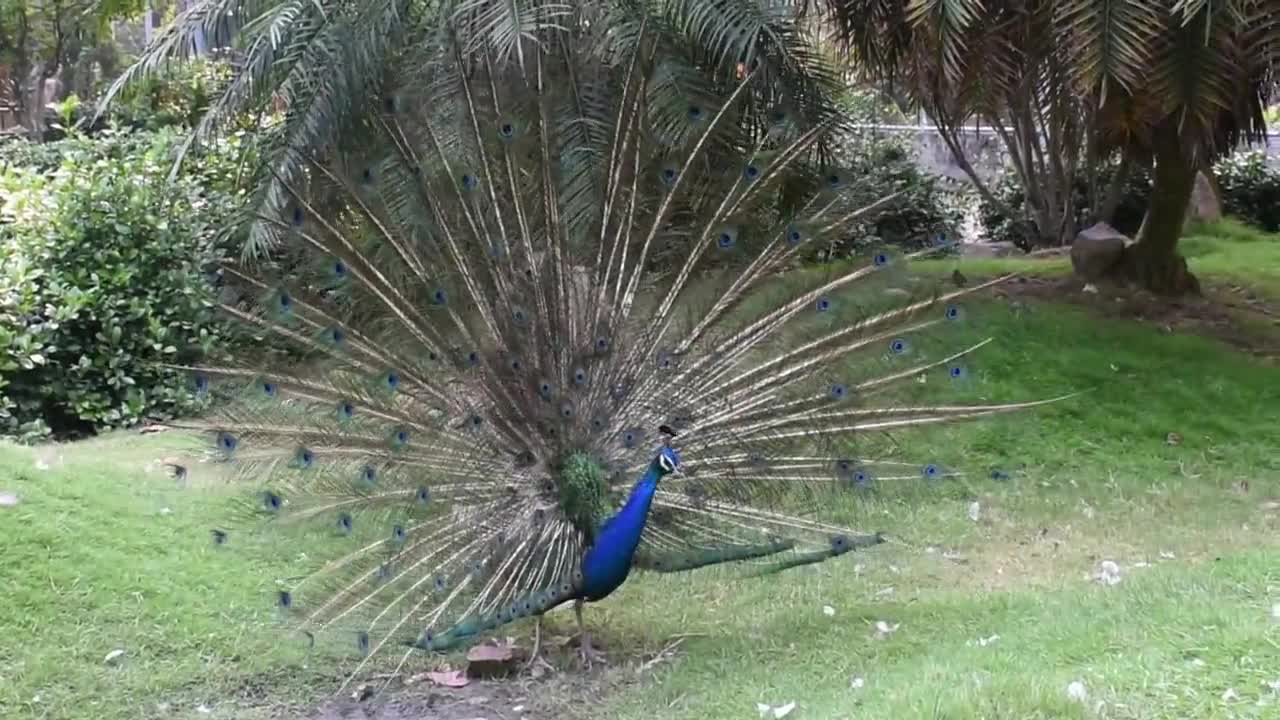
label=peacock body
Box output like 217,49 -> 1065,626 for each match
182,13 -> 1065,682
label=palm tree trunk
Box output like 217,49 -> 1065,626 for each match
1117,117 -> 1200,295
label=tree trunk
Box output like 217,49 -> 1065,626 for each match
1115,117 -> 1201,295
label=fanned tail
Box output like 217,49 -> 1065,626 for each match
182,9 -> 1071,686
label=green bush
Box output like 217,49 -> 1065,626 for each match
102,58 -> 235,132
0,129 -> 243,440
827,133 -> 964,258
1213,150 -> 1280,232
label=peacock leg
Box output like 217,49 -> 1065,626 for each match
573,599 -> 606,667
523,615 -> 544,672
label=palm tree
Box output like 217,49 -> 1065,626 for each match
99,0 -> 850,257
817,0 -> 1280,294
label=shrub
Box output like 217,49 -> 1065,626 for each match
102,58 -> 236,133
977,163 -> 1152,249
0,129 -> 243,440
825,132 -> 964,259
1213,150 -> 1280,232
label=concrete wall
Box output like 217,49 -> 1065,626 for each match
855,124 -> 1280,184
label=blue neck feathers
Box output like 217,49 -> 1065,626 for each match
577,463 -> 661,601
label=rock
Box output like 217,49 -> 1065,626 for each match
104,649 -> 126,665
962,241 -> 1021,258
466,643 -> 520,679
1070,223 -> 1129,281
1185,170 -> 1222,226
0,491 -> 19,507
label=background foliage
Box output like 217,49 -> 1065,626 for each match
1214,150 -> 1280,232
0,128 -> 244,440
978,163 -> 1153,249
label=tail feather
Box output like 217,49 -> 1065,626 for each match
183,15 -> 1071,685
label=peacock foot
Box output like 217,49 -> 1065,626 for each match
575,631 -> 608,669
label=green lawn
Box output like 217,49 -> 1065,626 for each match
2,225 -> 1278,720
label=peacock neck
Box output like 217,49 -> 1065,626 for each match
577,465 -> 661,601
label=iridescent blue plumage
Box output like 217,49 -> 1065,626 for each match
580,447 -> 680,601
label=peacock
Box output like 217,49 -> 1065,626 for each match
177,15 -> 1068,684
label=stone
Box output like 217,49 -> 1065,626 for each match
962,241 -> 1020,258
104,649 -> 126,665
466,643 -> 521,679
1185,170 -> 1222,226
1070,222 -> 1129,281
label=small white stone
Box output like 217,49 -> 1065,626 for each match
874,620 -> 900,638
1095,560 -> 1122,586
1067,681 -> 1088,702
967,501 -> 981,522
1271,602 -> 1280,620
773,701 -> 796,718
822,605 -> 835,617
850,677 -> 865,690
512,705 -> 525,713
104,649 -> 125,665
196,704 -> 212,714
1222,688 -> 1239,702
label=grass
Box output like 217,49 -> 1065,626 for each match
2,225 -> 1278,720
589,299 -> 1280,720
914,217 -> 1280,298
1181,219 -> 1280,295
0,433 -> 331,719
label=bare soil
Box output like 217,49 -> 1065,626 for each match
988,274 -> 1280,363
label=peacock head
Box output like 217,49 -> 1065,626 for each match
653,446 -> 682,478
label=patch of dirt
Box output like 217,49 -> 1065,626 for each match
986,274 -> 1280,362
300,676 -> 568,720
236,631 -> 688,720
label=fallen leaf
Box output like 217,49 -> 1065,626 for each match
420,670 -> 469,688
